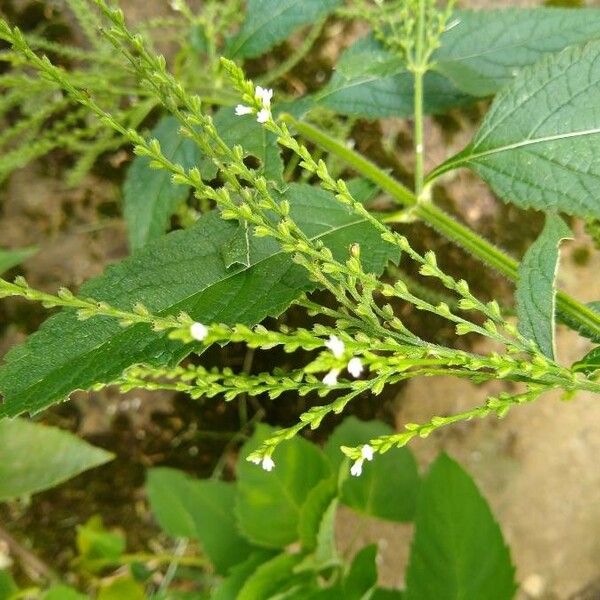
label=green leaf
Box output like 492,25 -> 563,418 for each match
43,586 -> 87,600
296,497 -> 339,573
76,515 -> 126,569
315,34 -> 472,118
97,577 -> 145,600
435,9 -> 600,97
516,214 -> 572,359
343,544 -> 378,600
236,424 -> 332,548
0,571 -> 18,600
0,183 -> 399,417
237,553 -> 309,600
324,417 -> 420,522
405,454 -> 516,600
572,345 -> 600,374
211,551 -> 276,600
0,419 -> 113,501
558,301 -> 600,344
226,0 -> 341,59
371,589 -> 404,600
146,468 -> 254,574
430,41 -> 600,220
298,477 -> 338,551
123,116 -> 200,251
221,221 -> 251,268
0,247 -> 37,275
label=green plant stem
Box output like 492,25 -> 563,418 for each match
412,0 -> 426,196
280,114 -> 600,340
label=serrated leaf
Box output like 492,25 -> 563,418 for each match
558,301 -> 600,344
235,424 -> 332,548
226,0 -> 341,59
315,34 -> 472,118
429,42 -> 600,219
405,454 -> 516,600
324,417 -> 420,522
0,247 -> 37,275
435,8 -> 600,97
572,345 -> 600,374
0,419 -> 113,501
146,468 -> 254,574
123,116 -> 200,251
296,498 -> 339,573
0,184 -> 399,417
516,214 -> 572,359
298,477 -> 338,551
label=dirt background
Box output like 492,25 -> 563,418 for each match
1,0 -> 600,598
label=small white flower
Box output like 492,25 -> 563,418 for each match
323,368 -> 340,387
261,456 -> 275,471
256,108 -> 271,124
361,444 -> 374,462
255,86 -> 273,108
235,104 -> 253,116
325,334 -> 345,359
190,322 -> 208,341
347,357 -> 363,378
350,459 -> 364,477
249,456 -> 261,465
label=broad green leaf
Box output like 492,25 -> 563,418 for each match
0,183 -> 399,417
226,0 -> 341,59
221,221 -> 251,268
315,34 -> 472,118
343,544 -> 378,600
298,477 -> 337,551
405,454 -> 516,600
43,586 -> 87,600
296,498 -> 339,573
146,468 -> 253,574
559,301 -> 600,344
371,590 -> 404,600
516,214 -> 572,359
237,553 -> 309,600
97,577 -> 145,600
572,345 -> 600,374
76,515 -> 126,573
211,551 -> 275,600
429,42 -> 600,219
236,424 -> 332,548
324,417 -> 419,522
0,247 -> 36,275
0,420 -> 113,501
435,9 -> 600,97
0,571 -> 17,600
123,116 -> 200,251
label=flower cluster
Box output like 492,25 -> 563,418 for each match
322,335 -> 364,386
350,444 -> 374,477
235,85 -> 273,123
250,454 -> 275,472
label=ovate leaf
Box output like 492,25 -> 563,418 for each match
0,246 -> 37,275
516,214 -> 572,359
343,545 -> 378,600
0,184 -> 399,417
429,42 -> 600,219
572,345 -> 600,374
0,419 -> 113,501
235,424 -> 331,548
435,9 -> 600,97
123,116 -> 200,251
315,34 -> 471,118
405,454 -> 516,600
146,468 -> 254,574
298,477 -> 338,552
227,0 -> 341,59
324,417 -> 419,522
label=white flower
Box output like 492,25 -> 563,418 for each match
325,334 -> 345,359
347,357 -> 363,378
350,459 -> 364,477
249,456 -> 261,465
361,444 -> 374,461
323,368 -> 340,387
261,456 -> 275,471
255,86 -> 273,108
235,104 -> 253,116
190,322 -> 208,341
256,108 -> 271,124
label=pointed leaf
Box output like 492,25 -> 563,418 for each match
0,419 -> 113,501
146,468 -> 254,574
0,184 -> 399,417
558,300 -> 600,344
572,345 -> 600,374
211,551 -> 276,600
227,0 -> 341,59
430,42 -> 600,219
298,477 -> 337,551
0,247 -> 37,275
343,544 -> 378,600
235,424 -> 332,548
405,454 -> 516,600
516,214 -> 572,359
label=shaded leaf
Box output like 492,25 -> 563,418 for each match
430,42 -> 600,219
572,345 -> 600,374
0,184 -> 399,417
43,586 -> 87,600
211,551 -> 275,600
558,300 -> 600,344
0,571 -> 17,600
97,577 -> 145,600
343,544 -> 378,600
0,420 -> 113,501
221,221 -> 251,268
0,247 -> 36,275
146,468 -> 254,574
516,214 -> 572,359
76,515 -> 126,573
236,424 -> 331,548
298,476 -> 338,551
405,454 -> 516,600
